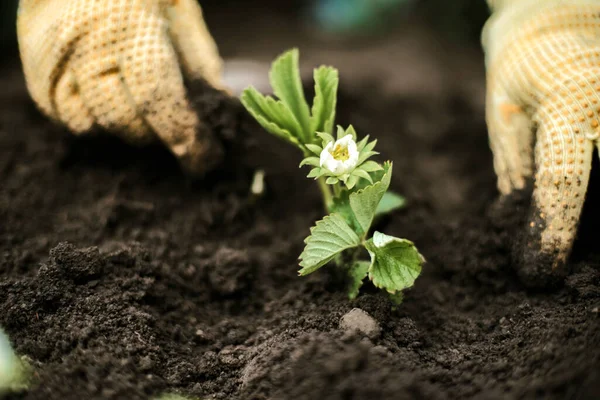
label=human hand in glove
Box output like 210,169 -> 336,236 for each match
483,0 -> 600,285
17,0 -> 224,175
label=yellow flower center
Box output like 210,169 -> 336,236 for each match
330,144 -> 350,161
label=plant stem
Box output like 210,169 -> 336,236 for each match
317,177 -> 333,212
301,147 -> 333,212
333,184 -> 342,198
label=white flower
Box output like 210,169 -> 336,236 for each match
319,134 -> 359,176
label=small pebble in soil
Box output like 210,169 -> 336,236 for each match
339,308 -> 381,340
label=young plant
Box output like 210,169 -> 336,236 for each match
241,49 -> 424,301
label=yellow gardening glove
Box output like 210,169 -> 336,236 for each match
17,0 -> 224,175
482,0 -> 600,285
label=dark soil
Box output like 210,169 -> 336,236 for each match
1,37 -> 600,400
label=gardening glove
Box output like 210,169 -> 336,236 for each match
17,0 -> 224,175
482,0 -> 600,285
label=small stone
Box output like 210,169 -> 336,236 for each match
340,308 -> 381,340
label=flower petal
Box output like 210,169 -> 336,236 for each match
325,157 -> 343,174
335,134 -> 354,148
320,143 -> 334,167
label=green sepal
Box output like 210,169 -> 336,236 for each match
305,144 -> 323,155
345,125 -> 358,140
307,168 -> 324,178
300,157 -> 321,168
359,161 -> 383,173
352,169 -> 373,184
358,150 -> 379,165
316,131 -> 335,147
362,138 -> 377,153
335,125 -> 346,140
346,175 -> 359,190
356,135 -> 370,151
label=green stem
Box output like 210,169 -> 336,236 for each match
333,184 -> 342,198
317,177 -> 333,212
301,147 -> 333,212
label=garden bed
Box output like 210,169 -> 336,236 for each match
1,27 -> 599,399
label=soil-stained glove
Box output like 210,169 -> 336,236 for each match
482,0 -> 600,284
17,0 -> 224,174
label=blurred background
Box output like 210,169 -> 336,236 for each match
0,0 -> 490,82
0,0 -> 490,52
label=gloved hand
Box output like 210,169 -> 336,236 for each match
482,0 -> 600,285
17,0 -> 224,175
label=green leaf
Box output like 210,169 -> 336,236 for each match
270,49 -> 311,143
299,213 -> 361,275
348,261 -> 370,299
349,162 -> 393,234
310,66 -> 338,136
326,177 -> 339,184
365,231 -> 424,293
307,168 -> 324,178
299,157 -> 320,168
240,87 -> 302,145
330,192 -> 361,233
375,191 -> 406,217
